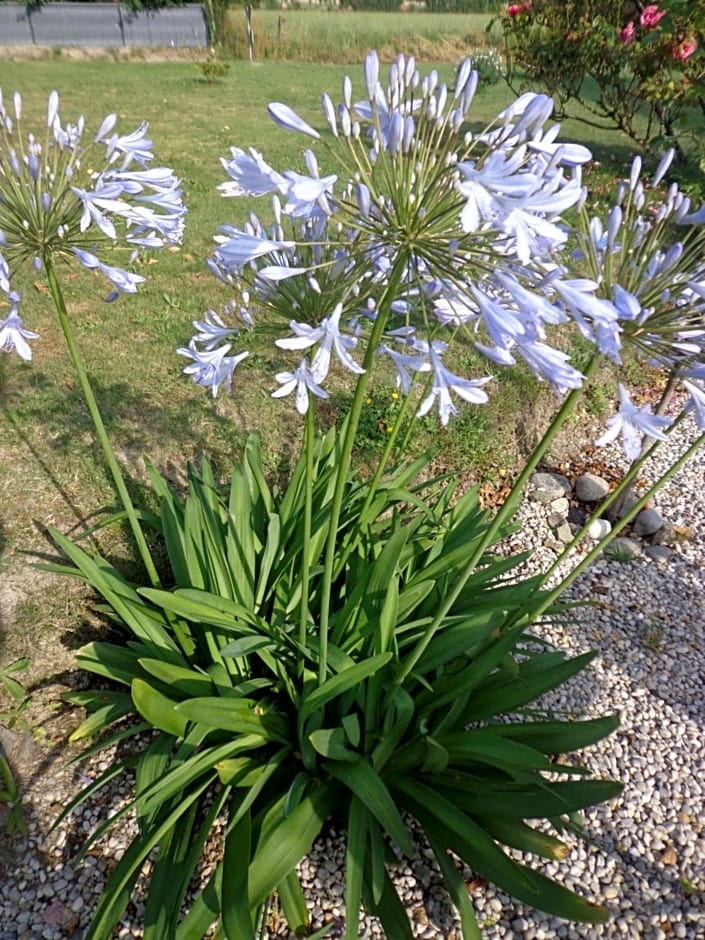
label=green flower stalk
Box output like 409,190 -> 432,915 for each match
0,89 -> 186,584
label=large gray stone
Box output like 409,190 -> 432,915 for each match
529,471 -> 572,503
575,472 -> 610,502
645,545 -> 673,564
632,508 -> 665,538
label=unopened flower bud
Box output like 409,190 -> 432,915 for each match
629,155 -> 642,191
356,183 -> 371,219
321,93 -> 337,138
28,153 -> 40,182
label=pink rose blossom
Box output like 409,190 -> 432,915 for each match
672,36 -> 697,61
619,22 -> 636,43
639,4 -> 667,29
507,1 -> 531,16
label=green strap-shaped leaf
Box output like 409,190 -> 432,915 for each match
175,861 -> 223,940
68,692 -> 135,742
367,816 -> 386,906
137,739 -> 264,817
324,759 -> 413,858
85,779 -> 211,940
435,731 -> 555,774
398,779 -> 615,921
474,815 -> 569,861
175,697 -> 290,743
433,776 -> 624,820
277,870 -> 309,938
361,860 -> 414,940
139,587 -> 266,632
309,727 -> 358,762
143,798 -> 200,939
248,782 -> 337,908
492,715 -> 620,754
371,685 -> 415,772
343,797 -> 368,940
219,636 -> 276,659
424,823 -> 482,940
135,733 -> 177,826
300,653 -> 392,722
132,678 -> 188,738
138,658 -> 214,698
254,513 -> 281,608
394,776 -> 536,895
464,650 -> 597,721
48,528 -> 177,650
144,786 -> 230,940
222,805 -> 253,940
414,620 -> 527,719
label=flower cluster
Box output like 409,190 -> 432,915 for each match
0,90 -> 185,360
619,2 -> 698,59
572,147 -> 705,446
182,53 -> 593,425
181,52 -> 704,455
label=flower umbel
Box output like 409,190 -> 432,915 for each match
184,51 -> 600,417
0,89 -> 186,356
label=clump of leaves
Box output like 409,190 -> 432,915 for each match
49,432 -> 621,940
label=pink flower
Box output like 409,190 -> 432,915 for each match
639,4 -> 666,28
672,36 -> 697,61
507,0 -> 531,16
619,21 -> 636,43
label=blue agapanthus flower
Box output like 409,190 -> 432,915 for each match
0,89 -> 186,359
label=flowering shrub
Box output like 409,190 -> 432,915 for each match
2,54 -> 705,939
494,0 -> 705,162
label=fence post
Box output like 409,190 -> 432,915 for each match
245,4 -> 254,62
117,2 -> 126,47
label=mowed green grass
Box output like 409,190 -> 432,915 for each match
223,10 -> 499,62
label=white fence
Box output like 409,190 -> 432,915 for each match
0,3 -> 208,47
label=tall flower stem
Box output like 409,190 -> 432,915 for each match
396,352 -> 602,686
356,385 -> 418,522
317,254 -> 409,685
44,255 -> 161,589
522,426 -> 705,626
537,413 -> 686,589
298,402 -> 315,677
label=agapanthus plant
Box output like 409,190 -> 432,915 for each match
0,89 -> 186,584
46,53 -> 704,940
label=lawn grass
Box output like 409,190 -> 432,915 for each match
0,55 -> 681,675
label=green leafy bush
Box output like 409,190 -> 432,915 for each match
52,432 -> 620,939
493,0 -> 705,163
